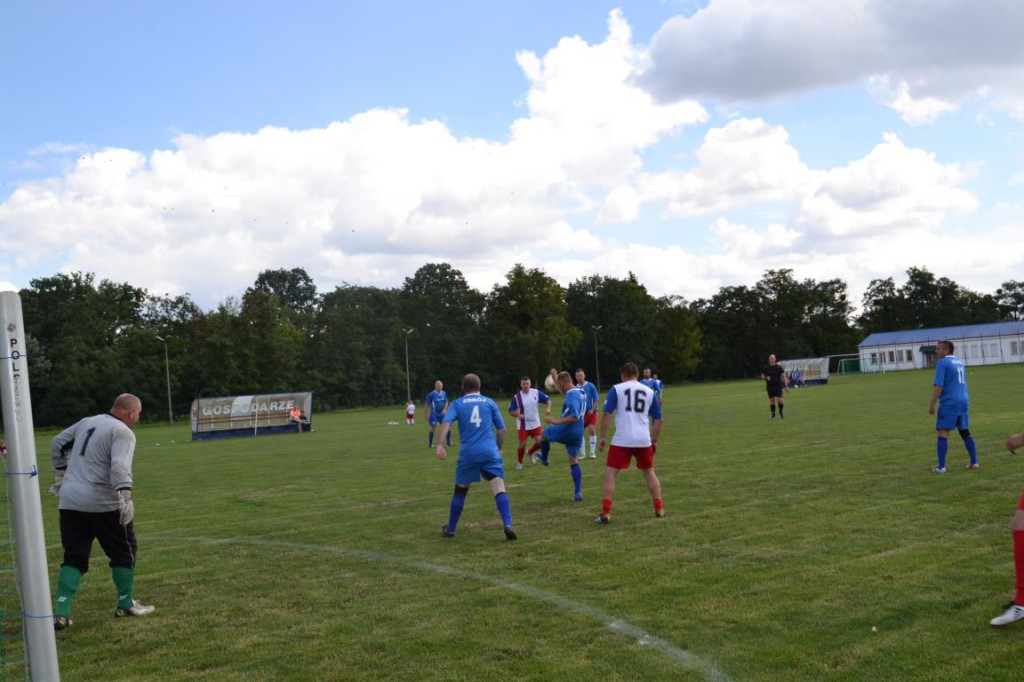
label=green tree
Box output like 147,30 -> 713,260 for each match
484,265 -> 580,390
566,273 -> 661,388
398,263 -> 486,395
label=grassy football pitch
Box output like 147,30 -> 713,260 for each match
19,364 -> 1024,680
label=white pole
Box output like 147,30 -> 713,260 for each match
0,292 -> 61,680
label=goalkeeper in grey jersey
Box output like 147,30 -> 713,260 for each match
49,393 -> 155,630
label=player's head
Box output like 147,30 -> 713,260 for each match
520,376 -> 532,391
642,367 -> 652,378
462,373 -> 481,393
556,371 -> 573,394
575,368 -> 586,384
937,340 -> 954,356
434,380 -> 443,391
621,362 -> 639,380
112,393 -> 142,427
768,354 -> 777,365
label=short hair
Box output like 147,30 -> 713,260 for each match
520,376 -> 532,382
938,340 -> 954,353
462,373 -> 481,392
575,368 -> 585,374
621,362 -> 639,379
556,371 -> 572,384
112,393 -> 141,412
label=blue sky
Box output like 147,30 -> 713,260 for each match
2,0 -> 1022,309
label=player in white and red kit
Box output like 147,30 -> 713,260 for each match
596,362 -> 664,524
405,401 -> 416,425
508,376 -> 551,470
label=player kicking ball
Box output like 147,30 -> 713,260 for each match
528,371 -> 587,501
595,362 -> 664,524
434,373 -> 516,541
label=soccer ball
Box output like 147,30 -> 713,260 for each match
544,374 -> 557,392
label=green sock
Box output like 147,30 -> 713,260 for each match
55,565 -> 82,618
111,566 -> 135,609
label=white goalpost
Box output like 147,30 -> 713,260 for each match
0,292 -> 61,680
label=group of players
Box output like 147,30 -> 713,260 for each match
427,363 -> 665,541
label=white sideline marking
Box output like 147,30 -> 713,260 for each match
158,534 -> 731,681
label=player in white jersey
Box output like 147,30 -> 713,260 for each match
595,363 -> 664,524
49,394 -> 155,630
508,376 -> 551,469
405,400 -> 416,425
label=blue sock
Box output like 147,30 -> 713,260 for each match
937,437 -> 948,469
570,463 -> 582,496
494,492 -> 512,527
447,489 -> 467,532
965,436 -> 978,465
429,431 -> 434,447
540,440 -> 550,459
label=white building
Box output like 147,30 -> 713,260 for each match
858,321 -> 1024,372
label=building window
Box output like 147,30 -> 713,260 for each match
888,350 -> 895,363
870,353 -> 878,365
970,345 -> 980,359
1012,341 -> 1020,356
991,343 -> 998,357
906,350 -> 913,362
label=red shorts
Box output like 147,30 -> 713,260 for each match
583,411 -> 598,427
518,426 -> 543,441
1017,491 -> 1024,511
606,444 -> 654,470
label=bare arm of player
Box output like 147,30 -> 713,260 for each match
598,412 -> 611,451
495,427 -> 506,452
436,423 -> 451,460
650,417 -> 663,449
928,385 -> 942,415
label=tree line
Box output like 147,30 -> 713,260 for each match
7,264 -> 1023,427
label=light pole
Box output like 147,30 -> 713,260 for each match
155,335 -> 173,425
592,325 -> 603,392
403,328 -> 415,403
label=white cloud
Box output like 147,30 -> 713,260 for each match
0,11 -> 706,307
0,8 -> 1015,313
639,0 -> 1024,122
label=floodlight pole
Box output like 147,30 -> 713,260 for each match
155,335 -> 173,424
403,328 -> 415,403
593,325 -> 603,392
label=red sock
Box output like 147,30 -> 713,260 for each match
528,442 -> 540,456
1014,530 -> 1024,605
517,445 -> 525,464
653,498 -> 664,513
602,498 -> 612,515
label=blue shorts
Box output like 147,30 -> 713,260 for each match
543,424 -> 583,457
429,413 -> 444,427
936,404 -> 969,432
454,455 -> 505,486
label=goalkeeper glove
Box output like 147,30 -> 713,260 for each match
117,490 -> 134,526
48,470 -> 65,497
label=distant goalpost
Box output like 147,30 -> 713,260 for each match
0,292 -> 61,680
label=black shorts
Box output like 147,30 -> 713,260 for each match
59,508 -> 137,573
766,385 -> 783,398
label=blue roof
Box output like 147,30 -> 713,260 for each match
859,320 -> 1024,347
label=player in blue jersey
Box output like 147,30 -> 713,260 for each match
640,367 -> 663,403
575,368 -> 600,459
435,374 -> 516,540
425,380 -> 452,448
596,363 -> 664,523
927,340 -> 978,473
528,371 -> 587,501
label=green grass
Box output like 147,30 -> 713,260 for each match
9,365 -> 1024,680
